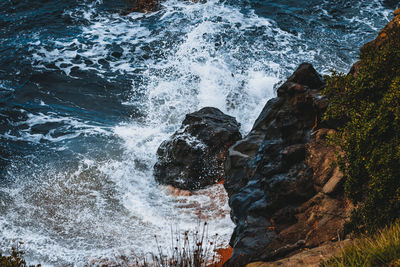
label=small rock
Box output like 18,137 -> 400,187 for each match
111,51 -> 123,58
277,63 -> 325,97
154,107 -> 241,190
322,167 -> 344,195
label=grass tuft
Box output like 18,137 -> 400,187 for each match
321,220 -> 400,266
135,222 -> 222,267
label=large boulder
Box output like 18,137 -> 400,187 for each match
154,107 -> 241,190
224,63 -> 352,266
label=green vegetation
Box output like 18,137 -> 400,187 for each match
320,220 -> 400,267
322,21 -> 400,233
0,244 -> 41,267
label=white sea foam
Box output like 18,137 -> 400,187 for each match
1,112 -> 111,143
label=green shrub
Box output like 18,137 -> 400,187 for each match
320,220 -> 400,267
0,244 -> 41,267
322,21 -> 400,233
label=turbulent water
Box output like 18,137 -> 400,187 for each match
0,0 -> 398,265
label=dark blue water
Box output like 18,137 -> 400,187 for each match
0,0 -> 398,265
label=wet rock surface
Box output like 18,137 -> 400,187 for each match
125,0 -> 160,13
224,63 -> 352,266
124,0 -> 206,14
154,107 -> 241,190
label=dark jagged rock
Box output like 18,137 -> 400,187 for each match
124,0 -> 160,13
154,107 -> 241,191
123,0 -> 207,14
276,63 -> 325,97
223,63 -> 352,266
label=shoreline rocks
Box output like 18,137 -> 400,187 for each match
223,63 -> 352,266
151,8 -> 400,267
152,64 -> 351,266
154,107 -> 241,190
126,0 -> 160,13
123,0 -> 206,14
224,9 -> 400,264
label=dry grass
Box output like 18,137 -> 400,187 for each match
135,222 -> 222,267
321,220 -> 400,267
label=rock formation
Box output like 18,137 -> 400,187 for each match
154,107 -> 241,190
223,63 -> 352,266
124,0 -> 206,14
125,0 -> 160,13
223,9 -> 400,265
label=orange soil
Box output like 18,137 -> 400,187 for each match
208,247 -> 233,267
